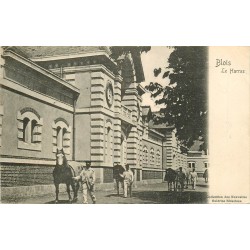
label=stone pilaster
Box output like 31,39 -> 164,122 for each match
121,83 -> 139,168
90,71 -> 105,108
113,76 -> 122,164
163,131 -> 173,168
90,113 -> 105,162
0,105 -> 3,147
0,47 -> 4,79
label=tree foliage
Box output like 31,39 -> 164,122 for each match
110,46 -> 151,60
146,47 -> 208,151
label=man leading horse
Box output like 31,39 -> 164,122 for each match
53,148 -> 80,203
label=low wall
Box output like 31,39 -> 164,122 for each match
0,163 -> 164,201
1,182 -> 116,201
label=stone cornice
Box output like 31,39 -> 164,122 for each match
30,51 -> 116,64
142,137 -> 162,147
52,64 -> 117,80
114,75 -> 123,83
1,78 -> 74,112
148,128 -> 165,138
142,168 -> 164,172
3,50 -> 80,94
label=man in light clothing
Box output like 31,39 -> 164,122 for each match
73,161 -> 96,204
123,164 -> 134,198
185,167 -> 191,189
190,168 -> 198,190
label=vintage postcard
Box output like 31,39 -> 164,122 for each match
0,46 -> 249,204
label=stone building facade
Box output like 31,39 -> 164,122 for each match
0,46 -> 187,197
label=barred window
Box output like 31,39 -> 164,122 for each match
143,146 -> 148,166
17,108 -> 43,151
52,119 -> 71,155
188,162 -> 195,169
150,148 -> 155,166
156,150 -> 161,167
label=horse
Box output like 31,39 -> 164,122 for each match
164,168 -> 178,191
203,169 -> 208,183
53,148 -> 80,203
113,164 -> 125,196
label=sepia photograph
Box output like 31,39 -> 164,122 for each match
1,46 -> 209,204
0,46 -> 209,204
0,2 -> 250,250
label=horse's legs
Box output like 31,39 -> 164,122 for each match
121,181 -> 124,195
55,183 -> 59,203
75,181 -> 80,201
116,180 -> 119,196
71,180 -> 78,202
66,183 -> 72,203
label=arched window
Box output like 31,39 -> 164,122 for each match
156,150 -> 161,167
31,120 -> 38,143
143,146 -> 148,166
17,108 -> 43,151
150,148 -> 155,166
56,126 -> 62,149
23,117 -> 30,142
52,119 -> 71,155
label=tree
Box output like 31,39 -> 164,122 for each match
110,46 -> 151,60
146,47 -> 208,151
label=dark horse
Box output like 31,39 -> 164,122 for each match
203,169 -> 208,183
113,164 -> 125,196
164,168 -> 178,191
53,148 -> 80,203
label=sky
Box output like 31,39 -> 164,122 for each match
140,46 -> 173,111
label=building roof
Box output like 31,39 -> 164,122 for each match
148,121 -> 174,129
5,46 -> 111,60
137,84 -> 147,96
2,48 -> 80,94
141,106 -> 152,117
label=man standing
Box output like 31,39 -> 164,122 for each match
190,168 -> 198,190
177,167 -> 186,192
185,166 -> 191,189
123,164 -> 134,198
73,161 -> 96,204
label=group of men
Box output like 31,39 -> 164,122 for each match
177,167 -> 199,191
178,166 -> 209,191
72,161 -> 134,204
72,161 -> 208,203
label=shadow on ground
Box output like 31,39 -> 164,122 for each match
196,184 -> 209,188
108,190 -> 208,204
45,199 -> 72,204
